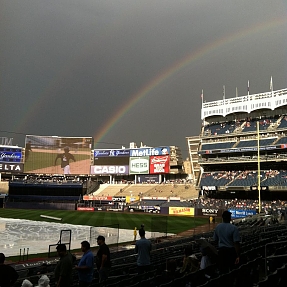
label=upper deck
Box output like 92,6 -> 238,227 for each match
201,88 -> 287,119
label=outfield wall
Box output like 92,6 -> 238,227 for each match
5,202 -> 76,210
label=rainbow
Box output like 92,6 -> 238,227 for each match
93,16 -> 287,147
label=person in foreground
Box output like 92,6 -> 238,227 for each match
96,236 -> 111,283
135,228 -> 152,274
54,244 -> 73,287
213,210 -> 240,273
0,252 -> 19,287
21,279 -> 33,287
37,275 -> 50,287
75,240 -> 94,287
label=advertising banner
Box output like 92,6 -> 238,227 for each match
112,196 -> 126,202
142,197 -> 168,200
94,149 -> 130,157
90,165 -> 129,175
199,145 -> 279,155
137,174 -> 159,183
196,208 -> 222,217
126,195 -> 140,203
149,155 -> 170,174
130,147 -> 170,157
24,135 -> 93,175
0,163 -> 24,173
129,157 -> 149,174
83,195 -> 113,201
93,156 -> 129,165
229,209 -> 256,218
202,186 -> 217,191
169,207 -> 194,216
0,147 -> 22,163
77,207 -> 95,211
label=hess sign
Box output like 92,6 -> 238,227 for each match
129,157 -> 149,174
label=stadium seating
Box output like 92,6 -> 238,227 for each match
12,214 -> 287,287
201,141 -> 236,151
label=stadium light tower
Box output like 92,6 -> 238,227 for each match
257,121 -> 261,213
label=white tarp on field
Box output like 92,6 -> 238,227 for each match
0,218 -> 171,257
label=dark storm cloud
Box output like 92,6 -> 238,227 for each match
1,0 -> 287,156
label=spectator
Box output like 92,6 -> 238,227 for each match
133,227 -> 137,241
135,228 -> 152,274
0,252 -> 19,287
37,275 -> 50,287
180,245 -> 199,274
96,236 -> 111,283
36,263 -> 48,275
54,244 -> 73,287
139,223 -> 145,234
21,279 -> 33,287
213,210 -> 240,273
75,240 -> 94,287
200,247 -> 212,270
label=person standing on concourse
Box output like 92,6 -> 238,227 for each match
135,228 -> 152,274
54,244 -> 73,287
213,210 -> 240,273
75,240 -> 94,287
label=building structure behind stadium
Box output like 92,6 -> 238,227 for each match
187,86 -> 287,201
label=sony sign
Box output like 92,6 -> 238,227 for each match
202,208 -> 218,214
90,165 -> 129,175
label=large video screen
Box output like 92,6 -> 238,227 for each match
24,135 -> 93,175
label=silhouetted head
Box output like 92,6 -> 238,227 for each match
139,228 -> 145,237
81,240 -> 90,252
222,210 -> 232,223
97,235 -> 105,246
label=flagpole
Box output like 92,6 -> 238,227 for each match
257,121 -> 261,213
201,89 -> 204,105
201,89 -> 204,126
270,76 -> 274,97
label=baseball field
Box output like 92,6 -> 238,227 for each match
0,209 -> 206,234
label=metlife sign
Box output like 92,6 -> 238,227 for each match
129,157 -> 149,174
94,149 -> 130,157
129,147 -> 169,157
90,165 -> 129,175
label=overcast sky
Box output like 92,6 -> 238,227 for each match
1,1 -> 287,157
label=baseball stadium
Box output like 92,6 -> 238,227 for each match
1,87 -> 287,286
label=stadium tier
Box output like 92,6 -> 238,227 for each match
193,87 -> 287,200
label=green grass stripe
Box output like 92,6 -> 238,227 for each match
0,209 -> 207,234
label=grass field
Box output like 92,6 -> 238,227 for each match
0,209 -> 207,234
